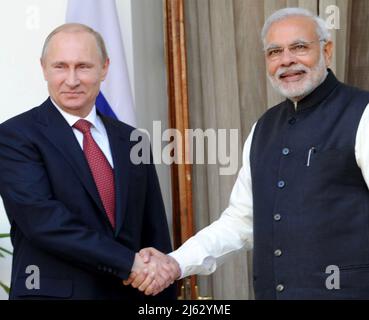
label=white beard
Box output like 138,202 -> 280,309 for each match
268,52 -> 328,101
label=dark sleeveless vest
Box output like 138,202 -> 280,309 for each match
250,70 -> 369,299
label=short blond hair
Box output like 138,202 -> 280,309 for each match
41,23 -> 108,63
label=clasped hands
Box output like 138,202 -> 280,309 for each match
123,247 -> 180,296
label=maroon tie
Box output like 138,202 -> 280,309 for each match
73,119 -> 116,228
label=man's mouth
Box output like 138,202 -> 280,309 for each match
62,92 -> 84,96
279,70 -> 307,82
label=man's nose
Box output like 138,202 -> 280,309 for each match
279,48 -> 297,67
65,69 -> 80,87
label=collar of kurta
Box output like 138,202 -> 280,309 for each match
285,68 -> 340,113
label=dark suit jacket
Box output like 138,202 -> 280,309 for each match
0,98 -> 176,300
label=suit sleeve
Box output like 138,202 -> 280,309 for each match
0,122 -> 135,280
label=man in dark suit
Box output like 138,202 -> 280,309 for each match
0,23 -> 176,300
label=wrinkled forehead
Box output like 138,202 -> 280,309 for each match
49,30 -> 97,47
265,16 -> 318,47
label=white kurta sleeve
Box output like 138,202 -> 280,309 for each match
169,124 -> 256,278
355,103 -> 369,189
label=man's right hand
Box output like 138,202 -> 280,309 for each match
123,248 -> 180,296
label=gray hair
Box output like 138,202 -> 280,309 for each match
41,23 -> 108,64
261,8 -> 331,48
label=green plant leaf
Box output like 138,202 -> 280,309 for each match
0,247 -> 12,255
0,281 -> 9,294
0,234 -> 11,295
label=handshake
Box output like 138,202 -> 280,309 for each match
123,247 -> 181,296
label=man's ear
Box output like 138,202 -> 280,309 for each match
101,58 -> 110,81
323,40 -> 334,68
40,58 -> 48,81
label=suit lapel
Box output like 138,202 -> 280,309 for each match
36,99 -> 106,218
100,115 -> 131,237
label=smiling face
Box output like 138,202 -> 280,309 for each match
41,30 -> 109,117
265,16 -> 333,101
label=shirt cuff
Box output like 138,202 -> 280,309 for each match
169,238 -> 216,279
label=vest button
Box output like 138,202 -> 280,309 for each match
288,117 -> 296,125
276,284 -> 285,292
274,214 -> 281,221
277,180 -> 286,188
274,249 -> 282,257
282,148 -> 290,155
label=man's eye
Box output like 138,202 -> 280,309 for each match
79,65 -> 91,69
268,49 -> 283,57
291,44 -> 308,51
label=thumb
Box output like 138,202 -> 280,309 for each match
122,279 -> 131,286
139,248 -> 154,263
123,272 -> 136,286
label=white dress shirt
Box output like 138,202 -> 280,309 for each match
51,100 -> 114,168
170,103 -> 369,279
